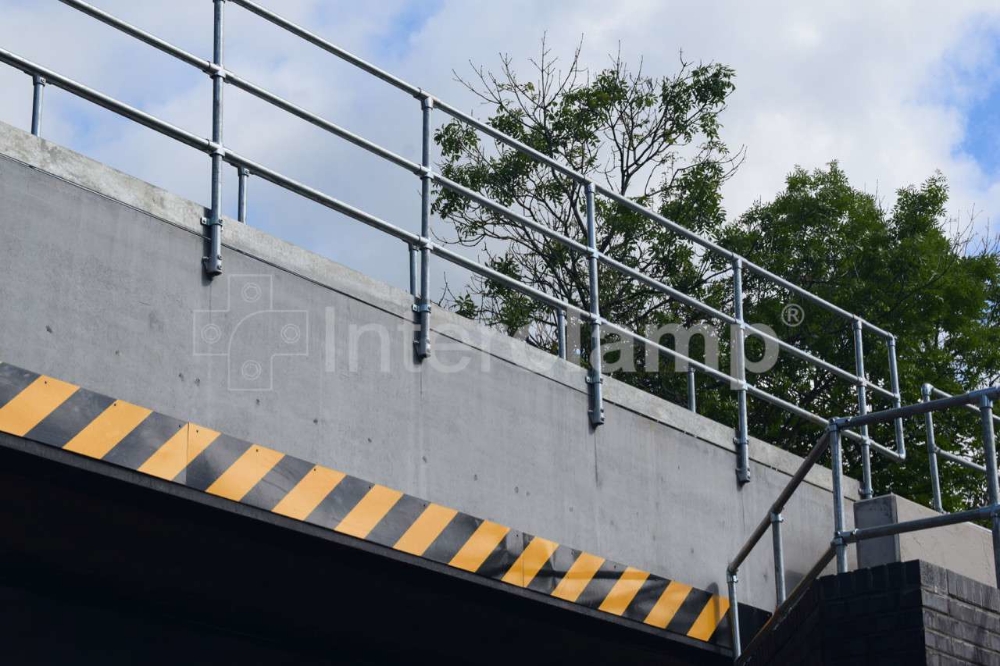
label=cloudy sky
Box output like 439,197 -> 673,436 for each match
0,0 -> 998,295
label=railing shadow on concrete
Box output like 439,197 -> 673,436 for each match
0,0 -> 905,485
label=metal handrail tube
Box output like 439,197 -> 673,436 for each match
743,385 -> 868,446
931,386 -> 1000,423
57,0 -> 211,71
432,174 -> 591,255
837,386 -> 1000,432
0,49 -> 211,153
728,431 -> 832,574
938,448 -> 987,473
229,0 -> 422,98
599,320 -> 735,386
226,73 -> 422,175
596,253 -> 737,325
229,0 -> 892,344
735,544 -> 836,660
840,503 -> 999,543
224,151 -> 421,245
430,244 -> 582,313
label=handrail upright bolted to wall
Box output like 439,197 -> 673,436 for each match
733,258 -> 750,483
203,0 -> 226,276
1,0 -> 917,481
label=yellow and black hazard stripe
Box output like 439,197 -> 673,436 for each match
0,362 -> 763,649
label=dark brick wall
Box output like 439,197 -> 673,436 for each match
738,560 -> 1000,666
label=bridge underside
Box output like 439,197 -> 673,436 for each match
0,431 -> 726,665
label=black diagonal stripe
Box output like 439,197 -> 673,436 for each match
421,512 -> 481,565
712,603 -> 769,649
184,434 -> 254,492
240,454 -> 316,512
0,364 -> 40,407
526,542 -> 574,595
305,475 -> 373,531
665,587 -> 712,636
477,529 -> 523,580
102,411 -> 186,471
365,494 -> 429,548
576,560 -> 624,610
24,388 -> 115,448
708,607 -> 732,649
622,574 -> 669,624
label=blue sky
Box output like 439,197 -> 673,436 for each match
0,0 -> 999,293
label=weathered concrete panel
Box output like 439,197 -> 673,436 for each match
0,121 -> 858,610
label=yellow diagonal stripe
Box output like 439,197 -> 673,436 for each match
687,594 -> 730,642
551,553 -> 605,603
272,466 -> 345,521
0,375 -> 78,436
138,424 -> 219,482
449,520 -> 510,573
598,567 -> 650,616
206,445 -> 284,502
644,580 -> 693,629
501,536 -> 558,588
394,504 -> 458,556
335,485 -> 404,539
63,400 -> 151,459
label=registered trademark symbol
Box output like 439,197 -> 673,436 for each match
782,304 -> 804,327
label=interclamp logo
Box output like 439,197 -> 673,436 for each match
193,275 -> 309,390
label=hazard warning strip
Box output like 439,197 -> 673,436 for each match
0,363 -> 762,650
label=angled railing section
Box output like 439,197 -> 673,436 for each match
0,0 -> 905,485
727,386 -> 1000,662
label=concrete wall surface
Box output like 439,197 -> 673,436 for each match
855,494 -> 995,588
0,121 -> 859,611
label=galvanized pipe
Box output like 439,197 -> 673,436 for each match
840,503 -> 1000,543
30,75 -> 45,136
585,183 -> 604,427
733,259 -> 750,484
836,386 -> 1000,432
854,320 -> 872,499
237,167 -> 249,224
932,385 -> 1000,423
204,0 -> 225,276
408,245 -> 418,298
887,337 -> 905,455
415,95 -> 433,360
727,572 -> 741,660
556,309 -> 567,360
687,366 -> 697,413
771,512 -> 786,606
939,448 -> 987,473
981,396 -> 1000,588
922,383 -> 944,512
830,428 -> 848,573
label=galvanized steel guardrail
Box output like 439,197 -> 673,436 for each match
2,0 -> 906,485
727,386 -> 1000,662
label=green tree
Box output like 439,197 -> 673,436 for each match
434,45 -> 1000,509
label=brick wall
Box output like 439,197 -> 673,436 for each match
738,560 -> 1000,665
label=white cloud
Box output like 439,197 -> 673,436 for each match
0,0 -> 998,293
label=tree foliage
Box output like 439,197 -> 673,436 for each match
434,42 -> 1000,509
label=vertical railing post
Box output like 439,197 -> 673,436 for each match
237,167 -> 249,224
923,383 -> 943,513
204,0 -> 225,276
556,309 -> 567,360
414,94 -> 434,360
30,75 -> 45,137
771,512 -> 786,606
733,258 -> 750,484
585,182 -> 604,427
727,571 -> 742,659
979,396 -> 1000,588
853,319 -> 872,499
408,244 -> 418,298
687,365 -> 697,413
830,426 -> 848,573
888,336 -> 905,455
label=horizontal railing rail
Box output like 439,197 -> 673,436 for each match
727,385 -> 1000,662
4,0 -> 907,486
